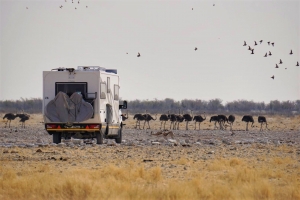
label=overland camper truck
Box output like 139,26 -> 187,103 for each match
43,66 -> 127,144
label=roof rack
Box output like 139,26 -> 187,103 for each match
77,66 -> 106,71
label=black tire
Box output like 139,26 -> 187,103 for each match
115,127 -> 122,144
53,132 -> 61,144
96,131 -> 104,144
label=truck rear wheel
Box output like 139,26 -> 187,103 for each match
115,127 -> 122,144
96,131 -> 104,144
53,132 -> 61,144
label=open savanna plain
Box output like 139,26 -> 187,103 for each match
0,113 -> 300,200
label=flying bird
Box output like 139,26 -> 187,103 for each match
126,52 -> 128,54
243,41 -> 247,46
264,53 -> 267,57
248,46 -> 251,50
137,52 -> 141,57
26,7 -> 28,9
254,41 -> 257,46
268,41 -> 270,45
269,51 -> 272,56
251,49 -> 254,54
192,8 -> 193,10
290,50 -> 293,55
271,75 -> 274,79
279,59 -> 282,64
259,40 -> 263,44
275,64 -> 279,68
60,5 -> 63,8
296,62 -> 299,66
213,4 -> 215,6
271,42 -> 274,46
194,47 -> 197,51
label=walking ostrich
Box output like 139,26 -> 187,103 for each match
16,114 -> 30,128
168,113 -> 177,130
142,113 -> 157,129
242,115 -> 254,131
183,110 -> 193,130
218,114 -> 228,130
159,111 -> 170,130
175,109 -> 184,130
227,115 -> 235,131
3,113 -> 18,128
258,116 -> 269,131
210,116 -> 220,129
193,112 -> 206,130
133,114 -> 145,129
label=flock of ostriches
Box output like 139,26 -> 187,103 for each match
126,112 -> 269,132
2,113 -> 30,129
243,40 -> 299,80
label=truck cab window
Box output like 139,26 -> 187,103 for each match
100,82 -> 106,99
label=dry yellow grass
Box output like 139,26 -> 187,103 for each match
0,145 -> 299,200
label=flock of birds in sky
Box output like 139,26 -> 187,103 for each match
243,40 -> 299,80
26,0 -> 88,10
25,1 -> 298,81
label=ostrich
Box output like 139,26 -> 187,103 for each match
183,110 -> 193,130
3,113 -> 18,128
133,114 -> 145,129
16,114 -> 30,128
120,110 -> 128,121
193,112 -> 206,130
210,116 -> 220,129
242,115 -> 254,131
142,114 -> 157,129
258,116 -> 269,131
217,115 -> 228,130
168,113 -> 177,130
159,111 -> 170,130
227,115 -> 235,131
175,109 -> 184,130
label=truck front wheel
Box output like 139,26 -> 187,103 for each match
96,131 -> 104,144
115,127 -> 122,144
53,132 -> 61,144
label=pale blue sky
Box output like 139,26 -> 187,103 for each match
1,0 -> 299,102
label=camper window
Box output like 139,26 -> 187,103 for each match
107,77 -> 110,93
114,85 -> 119,100
100,82 -> 106,99
55,82 -> 87,97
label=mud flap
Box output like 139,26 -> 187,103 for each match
105,124 -> 120,136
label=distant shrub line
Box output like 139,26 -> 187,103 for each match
0,98 -> 299,115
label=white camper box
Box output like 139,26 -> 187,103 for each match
43,66 -> 127,144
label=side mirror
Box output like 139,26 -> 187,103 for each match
119,100 -> 127,109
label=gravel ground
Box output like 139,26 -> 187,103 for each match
0,124 -> 299,148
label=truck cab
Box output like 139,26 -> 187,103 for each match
43,66 -> 127,144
